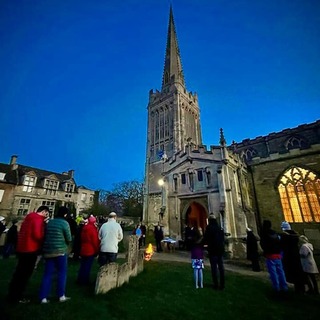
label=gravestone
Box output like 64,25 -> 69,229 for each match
95,235 -> 144,294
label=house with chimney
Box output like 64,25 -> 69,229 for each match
0,155 -> 95,219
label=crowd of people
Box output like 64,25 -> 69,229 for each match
260,220 -> 319,295
1,209 -> 319,304
4,206 -> 124,304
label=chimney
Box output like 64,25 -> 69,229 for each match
10,155 -> 18,170
68,169 -> 74,178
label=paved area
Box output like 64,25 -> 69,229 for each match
149,250 -> 270,280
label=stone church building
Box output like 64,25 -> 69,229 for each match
143,7 -> 320,256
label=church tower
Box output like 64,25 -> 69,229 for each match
146,6 -> 202,163
143,7 -> 255,258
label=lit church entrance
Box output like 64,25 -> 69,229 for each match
185,202 -> 207,231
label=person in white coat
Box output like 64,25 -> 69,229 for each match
299,235 -> 319,294
98,212 -> 123,266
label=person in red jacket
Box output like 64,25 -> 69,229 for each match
7,206 -> 50,304
76,215 -> 100,285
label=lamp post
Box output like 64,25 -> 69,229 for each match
158,152 -> 168,221
158,178 -> 165,221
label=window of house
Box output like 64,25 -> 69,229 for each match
81,193 -> 87,201
22,176 -> 36,192
197,170 -> 203,181
18,198 -> 31,215
0,189 -> 4,202
42,200 -> 55,216
65,183 -> 74,193
278,166 -> 320,223
0,173 -> 5,180
181,173 -> 186,184
44,179 -> 59,196
89,194 -> 94,202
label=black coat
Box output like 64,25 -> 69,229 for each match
154,226 -> 163,241
246,231 -> 259,261
203,219 -> 225,256
260,229 -> 282,255
281,230 -> 304,283
6,224 -> 18,245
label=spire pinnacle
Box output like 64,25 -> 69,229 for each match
161,6 -> 185,90
220,128 -> 227,147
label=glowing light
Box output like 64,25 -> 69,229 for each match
144,243 -> 154,261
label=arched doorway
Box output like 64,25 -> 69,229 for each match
185,202 -> 207,231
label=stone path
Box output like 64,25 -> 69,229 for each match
148,250 -> 270,280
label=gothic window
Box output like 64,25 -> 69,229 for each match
241,148 -> 258,162
181,173 -> 186,184
197,170 -> 203,182
173,174 -> 178,192
205,167 -> 211,186
278,166 -> 320,223
164,106 -> 169,137
285,136 -> 308,151
188,169 -> 194,190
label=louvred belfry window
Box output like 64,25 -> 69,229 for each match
278,166 -> 320,223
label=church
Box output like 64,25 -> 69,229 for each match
143,7 -> 320,257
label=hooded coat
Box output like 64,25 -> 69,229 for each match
300,242 -> 319,274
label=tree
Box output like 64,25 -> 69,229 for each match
92,180 -> 143,218
112,180 -> 143,218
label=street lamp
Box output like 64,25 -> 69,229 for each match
158,178 -> 166,220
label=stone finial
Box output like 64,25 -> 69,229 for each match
220,128 -> 226,146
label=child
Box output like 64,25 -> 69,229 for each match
191,227 -> 204,289
299,235 -> 319,294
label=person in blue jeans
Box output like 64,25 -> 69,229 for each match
39,206 -> 72,303
260,220 -> 288,293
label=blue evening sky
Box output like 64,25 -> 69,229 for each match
1,0 -> 319,191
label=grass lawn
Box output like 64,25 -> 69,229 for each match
1,257 -> 319,320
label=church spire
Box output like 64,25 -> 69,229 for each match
161,6 -> 185,90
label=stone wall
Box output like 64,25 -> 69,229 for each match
95,235 -> 144,294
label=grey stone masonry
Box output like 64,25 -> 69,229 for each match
95,236 -> 144,294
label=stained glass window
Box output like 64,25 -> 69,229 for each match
278,167 -> 320,223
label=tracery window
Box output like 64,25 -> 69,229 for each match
285,136 -> 308,150
241,148 -> 258,162
278,166 -> 320,223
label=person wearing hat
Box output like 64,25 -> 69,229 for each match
299,235 -> 319,294
98,212 -> 123,266
77,215 -> 100,285
280,221 -> 305,293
